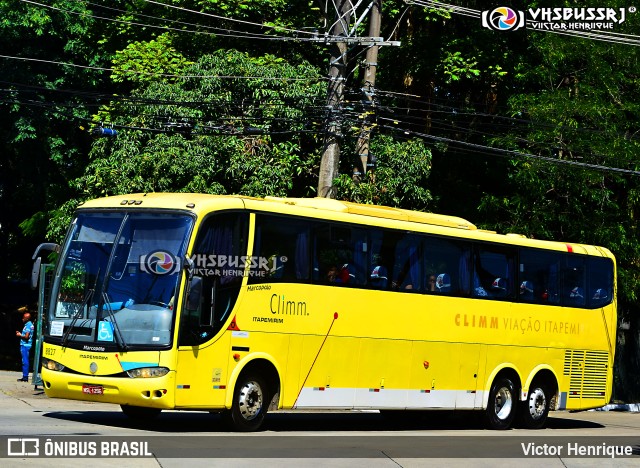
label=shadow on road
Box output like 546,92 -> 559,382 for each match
41,409 -> 604,433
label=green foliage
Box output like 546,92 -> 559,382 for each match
440,51 -> 480,83
479,21 -> 640,309
334,136 -> 433,210
111,33 -> 194,84
51,49 -> 324,239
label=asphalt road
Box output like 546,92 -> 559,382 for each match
0,370 -> 638,467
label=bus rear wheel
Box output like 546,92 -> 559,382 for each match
485,377 -> 516,430
225,373 -> 269,432
518,384 -> 550,429
120,405 -> 161,420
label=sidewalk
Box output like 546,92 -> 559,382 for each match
0,369 -> 105,413
0,370 -> 47,400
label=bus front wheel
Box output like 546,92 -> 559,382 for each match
485,377 -> 517,430
518,384 -> 550,429
225,373 -> 269,431
120,405 -> 161,420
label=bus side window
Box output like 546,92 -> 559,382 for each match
314,223 -> 368,287
588,256 -> 614,308
315,224 -> 351,286
474,247 -> 515,300
519,249 -> 560,304
367,229 -> 394,290
250,215 -> 312,284
392,234 -> 422,292
561,257 -> 585,307
423,236 -> 466,295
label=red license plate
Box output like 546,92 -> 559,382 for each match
82,384 -> 104,395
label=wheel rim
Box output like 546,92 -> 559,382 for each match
527,387 -> 546,420
238,380 -> 264,421
494,386 -> 513,420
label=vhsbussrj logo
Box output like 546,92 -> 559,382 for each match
482,7 -> 525,31
140,250 -> 180,275
482,6 -> 632,32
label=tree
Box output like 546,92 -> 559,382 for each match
476,3 -> 640,400
334,135 -> 433,209
48,48 -> 326,240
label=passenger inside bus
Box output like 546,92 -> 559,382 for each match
592,288 -> 607,300
591,288 -> 608,307
568,286 -> 585,305
370,265 -> 388,289
427,274 -> 437,291
327,264 -> 353,285
519,280 -> 534,301
490,277 -> 508,298
435,273 -> 451,293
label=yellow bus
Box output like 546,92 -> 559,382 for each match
34,193 -> 616,431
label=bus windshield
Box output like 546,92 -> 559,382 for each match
46,211 -> 193,349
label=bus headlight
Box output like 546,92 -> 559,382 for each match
41,357 -> 65,372
126,367 -> 169,378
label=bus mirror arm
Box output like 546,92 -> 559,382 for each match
32,242 -> 61,260
30,242 -> 61,289
183,254 -> 195,279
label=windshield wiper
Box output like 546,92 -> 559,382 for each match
100,292 -> 128,351
61,287 -> 95,347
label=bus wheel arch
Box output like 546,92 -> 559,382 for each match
484,368 -> 521,430
224,358 -> 280,432
518,369 -> 557,429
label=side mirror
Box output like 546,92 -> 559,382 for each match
30,242 -> 60,290
30,257 -> 42,290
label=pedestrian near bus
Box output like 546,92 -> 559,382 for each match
16,308 -> 34,382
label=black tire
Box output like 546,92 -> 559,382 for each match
120,405 -> 161,420
225,373 -> 269,432
517,383 -> 551,429
485,376 -> 517,430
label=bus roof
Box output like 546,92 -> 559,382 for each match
76,193 -> 613,258
78,193 -> 476,230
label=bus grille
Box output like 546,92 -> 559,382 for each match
563,350 -> 609,399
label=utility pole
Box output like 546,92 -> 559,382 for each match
316,0 -> 399,198
355,0 -> 381,180
318,0 -> 352,199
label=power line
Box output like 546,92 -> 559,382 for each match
77,0 -> 294,40
377,119 -> 640,176
5,77 -> 636,169
21,0 -> 316,42
5,77 -> 636,168
0,95 -> 326,137
0,54 -> 327,81
5,85 -> 638,177
139,0 -> 321,37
